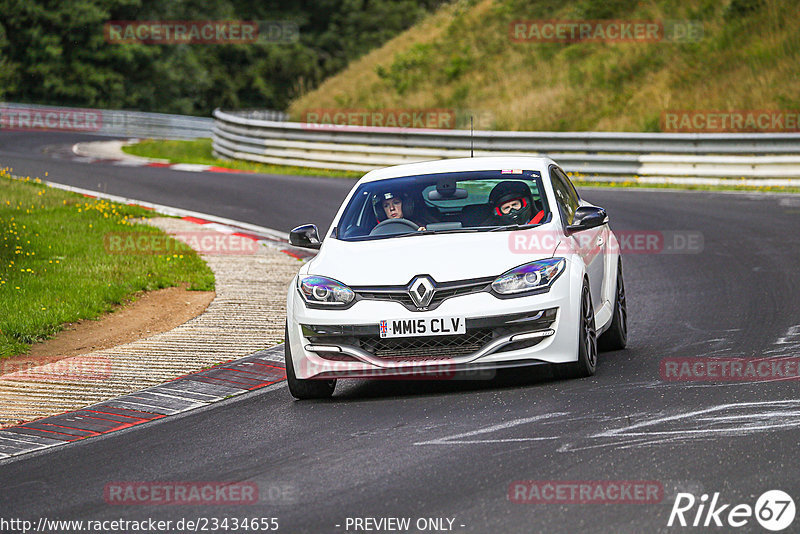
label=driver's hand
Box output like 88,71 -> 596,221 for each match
417,226 -> 426,231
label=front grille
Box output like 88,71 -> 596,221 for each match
355,291 -> 414,307
353,277 -> 493,311
360,329 -> 494,361
434,285 -> 489,301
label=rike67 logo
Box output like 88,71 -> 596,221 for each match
668,490 -> 795,531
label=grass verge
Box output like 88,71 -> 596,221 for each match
571,179 -> 800,194
0,168 -> 215,358
122,138 -> 362,179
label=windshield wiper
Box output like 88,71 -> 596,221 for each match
488,224 -> 522,232
417,228 -> 484,235
394,228 -> 483,238
488,223 -> 541,232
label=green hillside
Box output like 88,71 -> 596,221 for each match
288,0 -> 799,131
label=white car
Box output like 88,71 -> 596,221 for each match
285,156 -> 626,399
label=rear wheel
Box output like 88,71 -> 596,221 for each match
598,259 -> 627,352
285,323 -> 336,400
556,279 -> 597,379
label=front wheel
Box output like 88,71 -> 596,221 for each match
556,279 -> 598,379
285,323 -> 336,400
598,258 -> 627,352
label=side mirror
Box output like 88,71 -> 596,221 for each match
566,206 -> 608,235
289,224 -> 322,249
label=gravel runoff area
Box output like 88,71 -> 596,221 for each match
0,217 -> 300,428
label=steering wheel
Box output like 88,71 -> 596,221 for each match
369,218 -> 419,236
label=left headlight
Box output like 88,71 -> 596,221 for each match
298,275 -> 355,307
491,258 -> 566,296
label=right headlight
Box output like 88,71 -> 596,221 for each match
491,258 -> 566,296
297,275 -> 355,307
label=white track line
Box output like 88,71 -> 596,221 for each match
26,175 -> 289,241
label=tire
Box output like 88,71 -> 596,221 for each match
598,259 -> 627,352
556,279 -> 598,379
285,323 -> 336,400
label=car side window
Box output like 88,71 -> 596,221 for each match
555,167 -> 581,207
550,167 -> 578,225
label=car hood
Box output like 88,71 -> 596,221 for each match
306,227 -> 561,285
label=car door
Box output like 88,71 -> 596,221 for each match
550,166 -> 606,309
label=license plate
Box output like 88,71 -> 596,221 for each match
379,317 -> 466,338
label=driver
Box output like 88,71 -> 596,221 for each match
485,181 -> 545,226
372,191 -> 426,231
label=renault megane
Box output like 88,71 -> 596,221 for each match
285,156 -> 627,399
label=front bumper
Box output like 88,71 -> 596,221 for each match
287,277 -> 581,379
303,308 -> 555,364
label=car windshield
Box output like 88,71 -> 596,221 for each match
335,170 -> 549,241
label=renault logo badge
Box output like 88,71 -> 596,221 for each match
408,276 -> 435,309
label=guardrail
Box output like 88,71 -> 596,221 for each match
212,109 -> 800,178
1,102 -> 214,139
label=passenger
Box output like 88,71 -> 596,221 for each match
485,181 -> 545,226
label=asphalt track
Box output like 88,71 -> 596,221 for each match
2,131 -> 800,533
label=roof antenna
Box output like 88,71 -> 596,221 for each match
470,115 -> 474,157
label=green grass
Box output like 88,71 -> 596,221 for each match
571,179 -> 800,194
122,138 -> 362,179
0,169 -> 215,358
